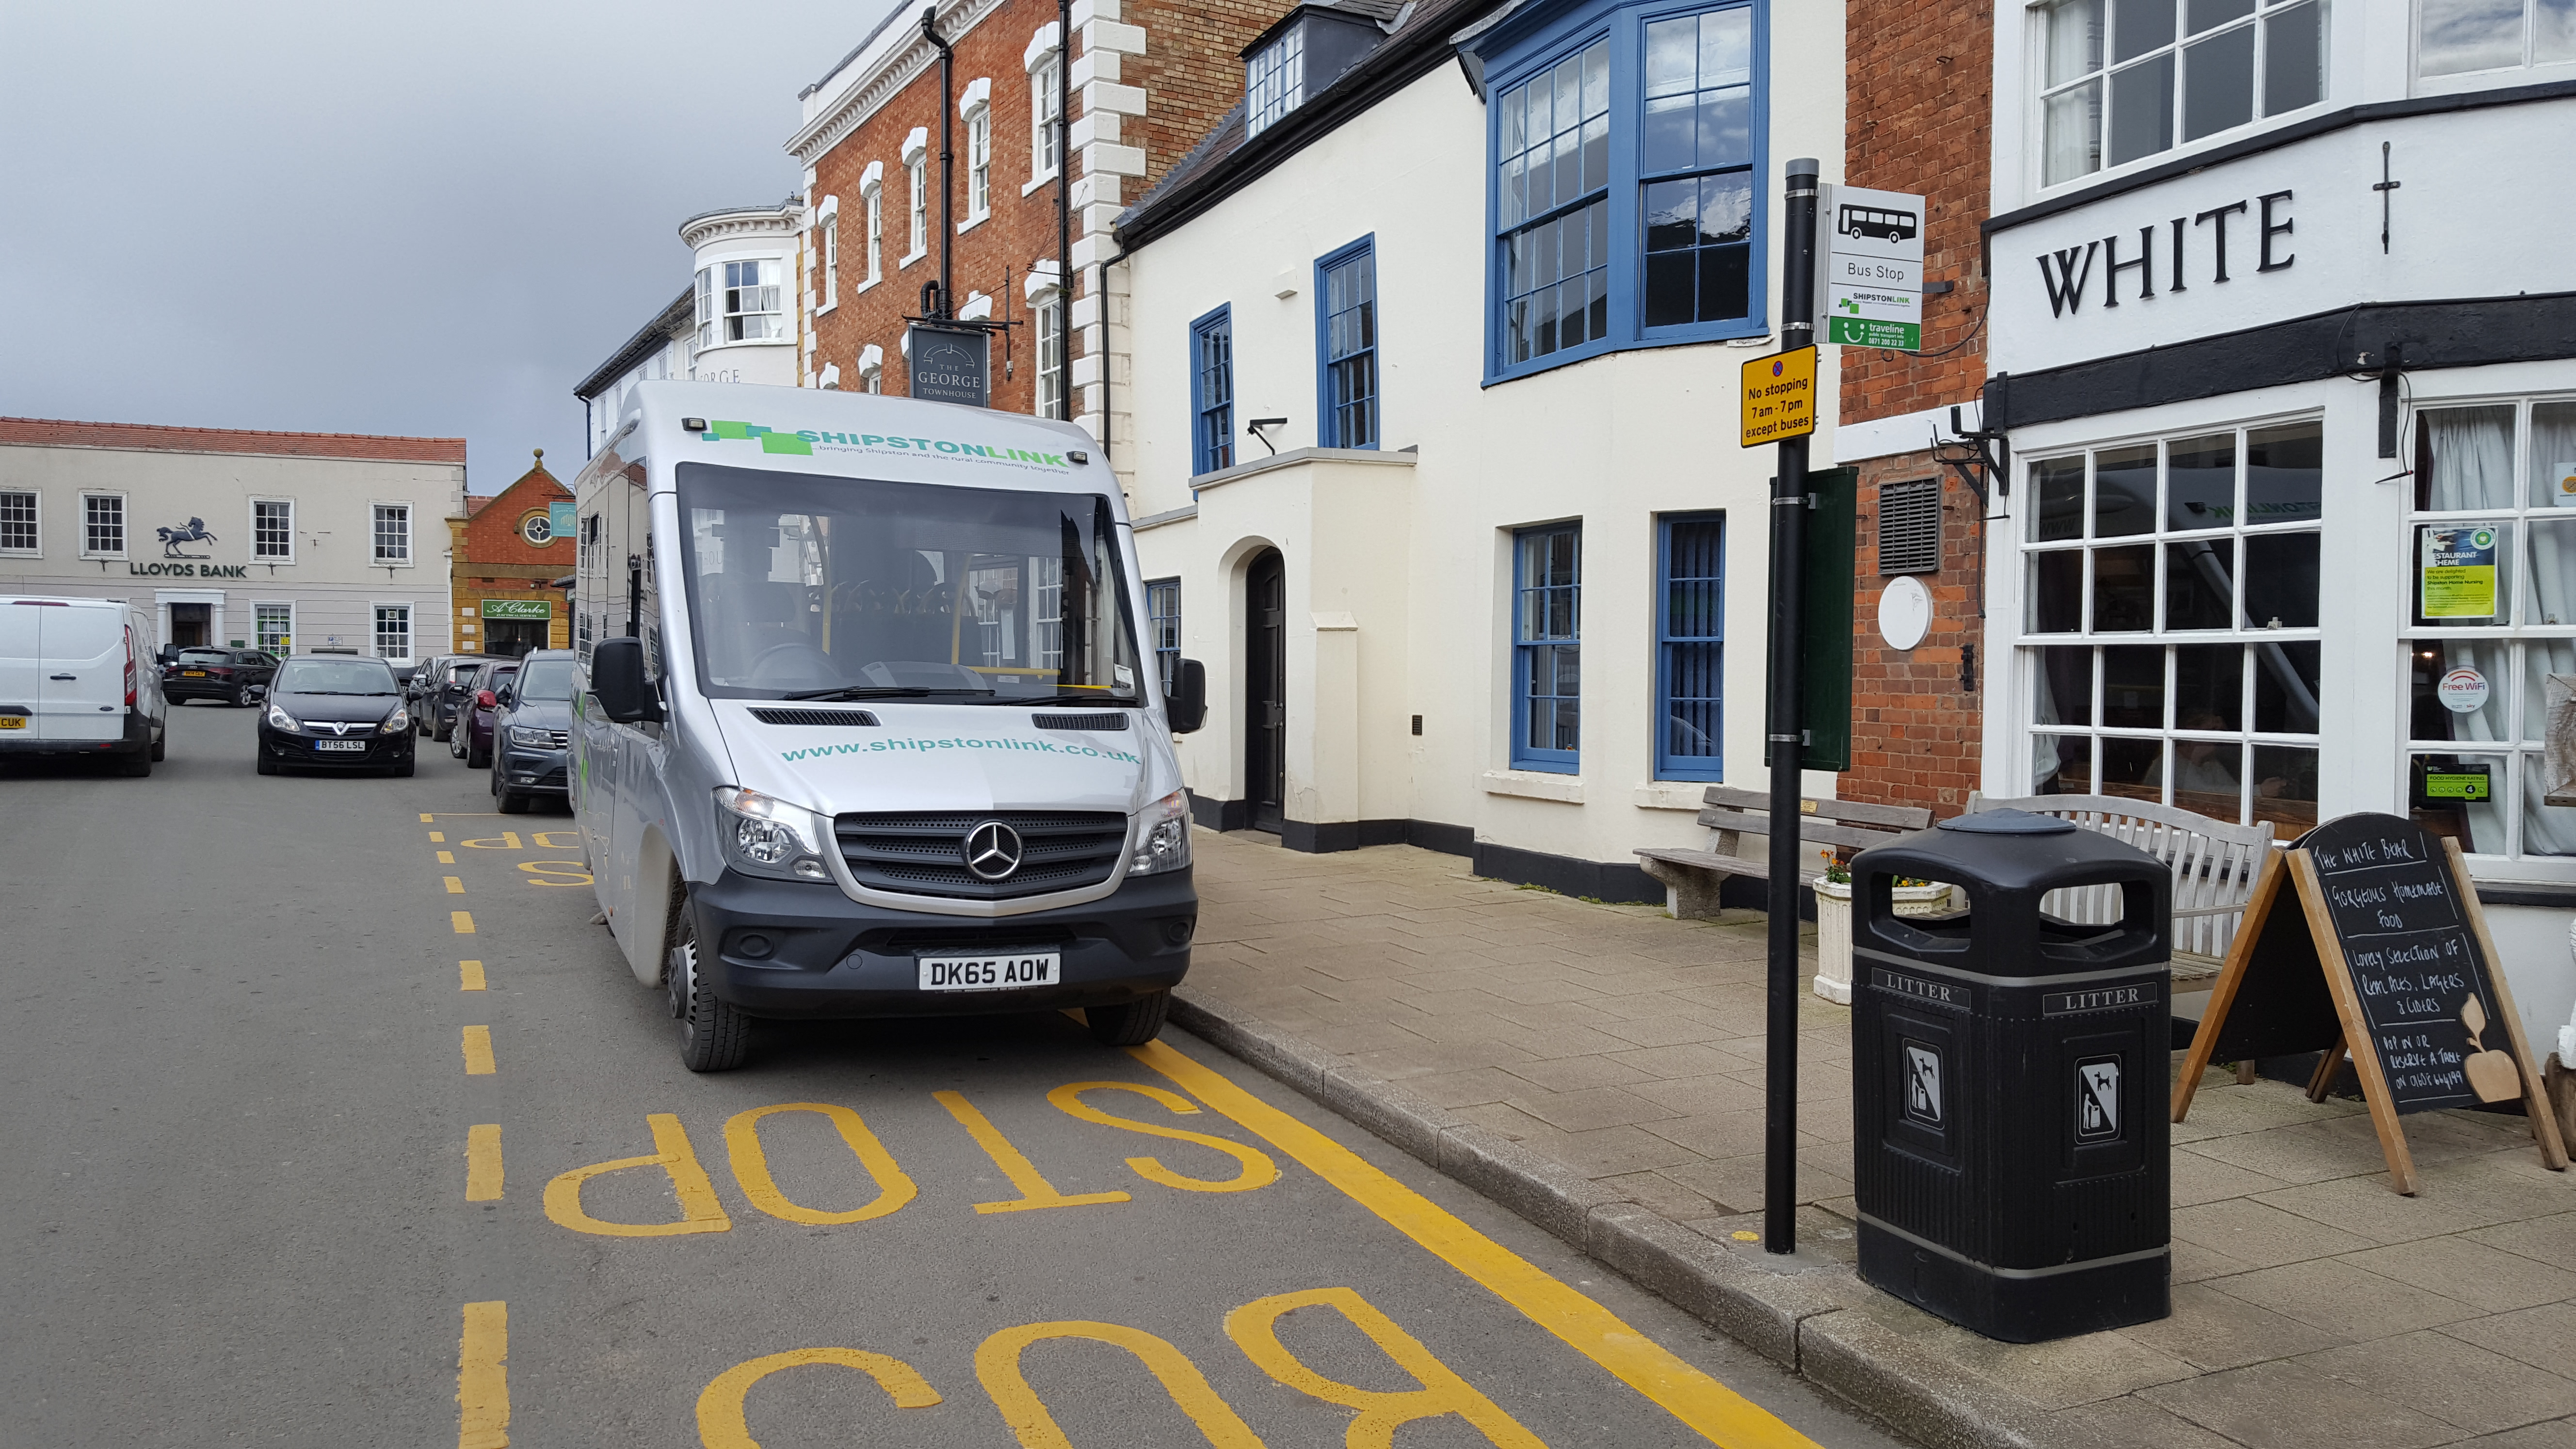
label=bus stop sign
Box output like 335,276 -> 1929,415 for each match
1823,183 -> 1926,351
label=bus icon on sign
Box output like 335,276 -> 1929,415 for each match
1838,204 -> 1917,243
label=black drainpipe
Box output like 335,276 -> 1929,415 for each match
1056,0 -> 1072,419
922,6 -> 955,319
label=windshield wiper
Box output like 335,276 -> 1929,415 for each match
981,693 -> 1143,708
780,685 -> 997,701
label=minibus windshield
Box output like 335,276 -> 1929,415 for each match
674,462 -> 1144,703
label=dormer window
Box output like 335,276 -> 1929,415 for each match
1246,28 -> 1306,134
1242,4 -> 1388,138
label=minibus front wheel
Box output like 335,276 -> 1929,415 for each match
667,898 -> 752,1072
1086,990 -> 1170,1047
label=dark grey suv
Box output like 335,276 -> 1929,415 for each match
489,650 -> 577,813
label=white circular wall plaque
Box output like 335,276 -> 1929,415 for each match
1878,575 -> 1933,651
2437,666 -> 2490,713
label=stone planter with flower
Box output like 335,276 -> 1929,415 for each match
1811,850 -> 1958,1005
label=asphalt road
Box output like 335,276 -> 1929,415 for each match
0,702 -> 1910,1449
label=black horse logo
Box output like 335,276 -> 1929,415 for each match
158,518 -> 218,559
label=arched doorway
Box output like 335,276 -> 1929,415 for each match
1244,549 -> 1286,833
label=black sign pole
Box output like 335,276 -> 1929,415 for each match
1763,157 -> 1822,1256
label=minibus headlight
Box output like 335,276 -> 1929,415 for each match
1129,790 -> 1193,876
714,786 -> 831,881
266,705 -> 301,732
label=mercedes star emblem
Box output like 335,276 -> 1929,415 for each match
962,821 -> 1024,881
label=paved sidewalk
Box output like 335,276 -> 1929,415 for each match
1180,827 -> 2576,1449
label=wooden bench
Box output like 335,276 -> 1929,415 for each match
1635,786 -> 1933,920
1964,792 -> 2276,983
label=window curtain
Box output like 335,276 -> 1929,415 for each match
2422,405 -> 2513,511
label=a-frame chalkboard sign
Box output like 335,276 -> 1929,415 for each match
2173,813 -> 2569,1195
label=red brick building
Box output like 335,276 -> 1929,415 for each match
786,0 -> 1278,441
1835,0 -> 1994,819
446,450 -> 573,657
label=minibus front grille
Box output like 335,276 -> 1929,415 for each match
751,708 -> 882,726
1032,713 -> 1128,731
834,810 -> 1128,900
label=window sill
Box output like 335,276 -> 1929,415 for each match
80,554 -> 126,563
956,211 -> 989,235
899,249 -> 928,269
1632,783 -> 1710,811
1482,321 -> 1770,388
1483,769 -> 1582,803
814,301 -> 837,317
1021,171 -> 1060,196
373,560 -> 416,569
854,277 -> 882,295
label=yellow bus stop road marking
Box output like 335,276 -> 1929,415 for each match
467,1125 -> 504,1201
463,1027 -> 496,1076
1130,1037 -> 1820,1449
452,911 -> 476,934
458,1301 -> 509,1448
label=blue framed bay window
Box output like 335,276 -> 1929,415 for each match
1511,522 -> 1582,772
1315,237 -> 1378,448
1476,0 -> 1767,384
1656,513 -> 1725,780
1190,306 -> 1234,475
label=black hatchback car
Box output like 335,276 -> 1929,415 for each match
488,650 -> 576,813
163,646 -> 280,707
256,655 -> 416,776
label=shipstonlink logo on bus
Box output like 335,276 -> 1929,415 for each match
695,419 -> 1068,467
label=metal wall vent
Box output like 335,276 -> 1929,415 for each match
750,708 -> 882,726
1032,713 -> 1128,731
1878,478 -> 1943,575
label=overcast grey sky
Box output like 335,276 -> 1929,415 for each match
0,0 -> 890,488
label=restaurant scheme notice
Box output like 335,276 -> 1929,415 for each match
2420,525 -> 2500,619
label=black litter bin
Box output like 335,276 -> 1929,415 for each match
1847,809 -> 2172,1342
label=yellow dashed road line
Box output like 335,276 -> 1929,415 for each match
467,1126 -> 504,1201
452,911 -> 475,934
445,877 -> 466,895
458,1301 -> 509,1448
462,1027 -> 496,1076
460,960 -> 486,991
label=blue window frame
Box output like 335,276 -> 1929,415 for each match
1146,578 -> 1182,693
1315,237 -> 1378,449
1475,0 -> 1768,385
1190,306 -> 1234,475
1511,522 -> 1581,772
1656,513 -> 1724,780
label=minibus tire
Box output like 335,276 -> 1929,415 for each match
116,748 -> 152,778
672,913 -> 751,1072
1086,990 -> 1171,1047
149,733 -> 165,762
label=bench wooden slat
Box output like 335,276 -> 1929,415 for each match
1695,806 -> 1910,851
1635,846 -> 1820,883
1699,786 -> 1931,831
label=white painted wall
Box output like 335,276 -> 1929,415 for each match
1124,11 -> 1847,872
0,443 -> 464,660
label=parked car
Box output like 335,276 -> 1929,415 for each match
449,660 -> 519,769
256,655 -> 414,776
490,649 -> 577,813
162,646 -> 280,707
0,594 -> 166,775
405,654 -> 453,722
427,655 -> 499,741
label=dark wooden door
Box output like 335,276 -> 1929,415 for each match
170,603 -> 209,647
1245,550 -> 1286,833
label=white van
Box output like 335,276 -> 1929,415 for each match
0,596 -> 167,776
571,383 -> 1208,1071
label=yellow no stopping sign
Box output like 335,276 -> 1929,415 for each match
1740,345 -> 1817,447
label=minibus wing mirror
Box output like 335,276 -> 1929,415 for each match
1168,659 -> 1208,734
591,637 -> 662,724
